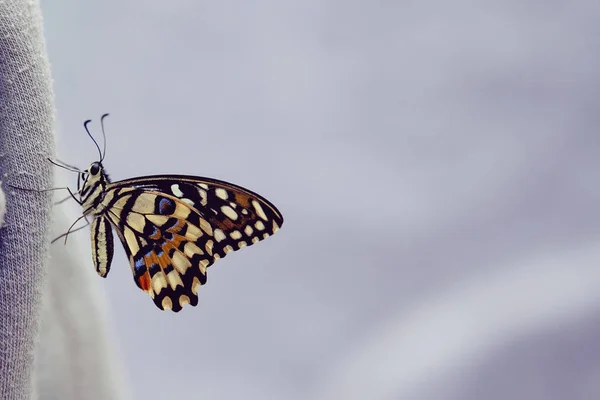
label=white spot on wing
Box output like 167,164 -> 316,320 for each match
186,224 -> 203,241
166,270 -> 184,290
192,276 -> 201,294
252,200 -> 268,221
215,188 -> 228,200
205,239 -> 214,256
171,184 -> 184,198
184,242 -> 203,257
199,218 -> 213,235
199,259 -> 210,273
198,188 -> 208,206
162,297 -> 173,310
124,227 -> 140,254
221,205 -> 238,220
179,295 -> 190,306
126,212 -> 146,233
214,229 -> 226,242
172,251 -> 191,275
152,272 -> 168,294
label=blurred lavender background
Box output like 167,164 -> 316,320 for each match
41,1 -> 600,399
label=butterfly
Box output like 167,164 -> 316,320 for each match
54,114 -> 284,312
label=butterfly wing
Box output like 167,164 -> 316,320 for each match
101,176 -> 283,312
110,175 -> 284,257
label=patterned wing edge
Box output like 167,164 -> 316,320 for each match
108,174 -> 284,224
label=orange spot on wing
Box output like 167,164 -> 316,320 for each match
157,249 -> 171,268
149,229 -> 161,240
215,218 -> 236,230
234,192 -> 252,208
145,251 -> 160,267
160,236 -> 186,261
161,241 -> 174,257
138,272 -> 151,291
166,219 -> 185,234
165,222 -> 187,249
172,233 -> 185,247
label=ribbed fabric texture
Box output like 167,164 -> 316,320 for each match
0,2 -> 129,399
0,0 -> 55,399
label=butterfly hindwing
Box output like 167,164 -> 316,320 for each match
103,190 -> 210,311
99,176 -> 283,312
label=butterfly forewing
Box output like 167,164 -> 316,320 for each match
98,175 -> 283,312
110,175 -> 283,256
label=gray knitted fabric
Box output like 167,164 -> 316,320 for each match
0,1 -> 129,399
0,0 -> 54,399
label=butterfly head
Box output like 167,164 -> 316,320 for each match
81,161 -> 112,185
79,161 -> 111,212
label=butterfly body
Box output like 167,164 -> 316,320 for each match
77,161 -> 283,312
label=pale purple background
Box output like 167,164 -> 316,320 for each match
42,1 -> 600,399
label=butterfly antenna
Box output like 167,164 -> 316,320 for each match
99,113 -> 109,162
47,158 -> 84,174
84,119 -> 103,162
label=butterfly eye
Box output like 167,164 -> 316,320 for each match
89,163 -> 100,175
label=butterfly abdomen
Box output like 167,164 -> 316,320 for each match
90,215 -> 114,278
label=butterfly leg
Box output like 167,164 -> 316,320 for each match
51,214 -> 89,244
